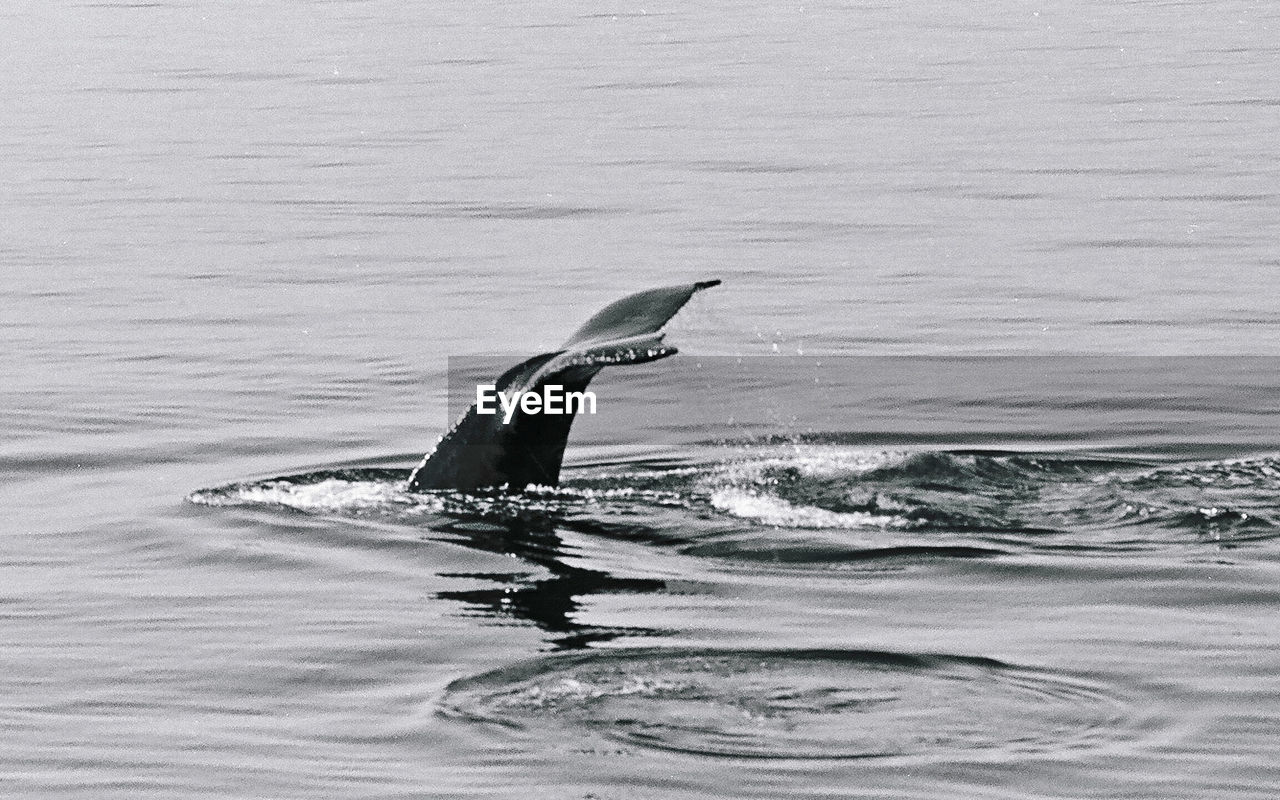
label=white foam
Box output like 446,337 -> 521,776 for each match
189,478 -> 439,515
772,446 -> 902,478
711,446 -> 903,487
709,487 -> 904,530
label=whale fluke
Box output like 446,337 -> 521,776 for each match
407,280 -> 720,492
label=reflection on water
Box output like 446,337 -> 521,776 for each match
430,514 -> 665,650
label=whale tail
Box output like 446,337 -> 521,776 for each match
406,280 -> 720,492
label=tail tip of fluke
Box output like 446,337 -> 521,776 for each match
695,279 -> 722,290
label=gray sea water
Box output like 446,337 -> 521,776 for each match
4,1 -> 1280,797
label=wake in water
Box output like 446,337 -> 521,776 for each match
187,445 -> 1272,763
188,445 -> 1280,557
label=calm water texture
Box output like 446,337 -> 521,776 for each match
4,1 -> 1280,797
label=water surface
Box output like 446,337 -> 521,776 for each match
4,1 -> 1280,797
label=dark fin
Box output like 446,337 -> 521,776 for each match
561,280 -> 720,349
406,353 -> 564,491
407,281 -> 719,492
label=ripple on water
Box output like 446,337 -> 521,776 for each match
441,648 -> 1144,763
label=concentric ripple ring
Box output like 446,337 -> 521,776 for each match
441,647 -> 1142,762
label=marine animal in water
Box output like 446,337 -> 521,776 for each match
407,280 -> 720,492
